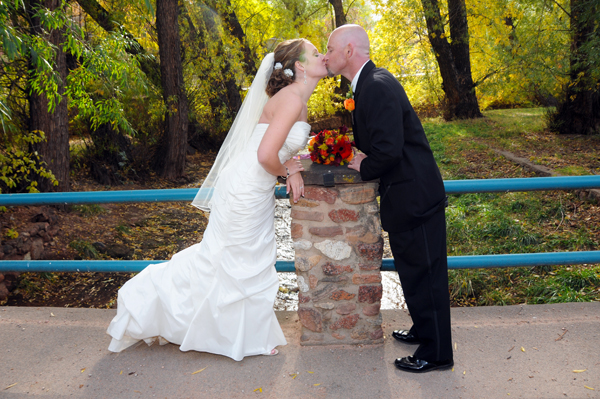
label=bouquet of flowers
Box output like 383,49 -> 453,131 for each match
307,125 -> 355,166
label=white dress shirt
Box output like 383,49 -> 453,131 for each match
351,60 -> 371,95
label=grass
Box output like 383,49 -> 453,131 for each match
423,108 -> 600,306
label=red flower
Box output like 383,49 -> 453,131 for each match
307,126 -> 355,166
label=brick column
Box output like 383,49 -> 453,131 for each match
289,160 -> 383,345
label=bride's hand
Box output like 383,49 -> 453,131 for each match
284,158 -> 304,177
287,173 -> 305,203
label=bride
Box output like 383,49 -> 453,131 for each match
106,39 -> 327,361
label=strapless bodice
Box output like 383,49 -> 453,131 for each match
250,122 -> 311,163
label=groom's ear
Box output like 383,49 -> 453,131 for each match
345,43 -> 354,58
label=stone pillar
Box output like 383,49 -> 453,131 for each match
290,160 -> 384,345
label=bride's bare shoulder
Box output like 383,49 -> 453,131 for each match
262,88 -> 303,119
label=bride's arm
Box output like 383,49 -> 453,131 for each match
257,92 -> 305,203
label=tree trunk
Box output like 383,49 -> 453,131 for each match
76,0 -> 162,88
421,0 -> 482,120
329,0 -> 351,126
551,0 -> 600,135
204,0 -> 257,76
154,0 -> 189,178
329,0 -> 346,28
28,0 -> 70,192
182,2 -> 241,142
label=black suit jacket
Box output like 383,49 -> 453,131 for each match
352,61 -> 446,232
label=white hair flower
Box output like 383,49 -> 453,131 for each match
274,62 -> 283,70
284,69 -> 294,77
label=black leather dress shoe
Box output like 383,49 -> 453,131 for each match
391,330 -> 419,344
394,356 -> 454,373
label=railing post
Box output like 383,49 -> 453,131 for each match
290,160 -> 384,345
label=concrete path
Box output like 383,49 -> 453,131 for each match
1,303 -> 599,398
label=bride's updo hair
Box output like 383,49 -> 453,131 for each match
266,38 -> 310,97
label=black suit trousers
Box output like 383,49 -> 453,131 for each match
388,210 -> 453,362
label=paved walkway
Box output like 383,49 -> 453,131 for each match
1,303 -> 599,398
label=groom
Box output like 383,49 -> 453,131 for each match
324,25 -> 453,373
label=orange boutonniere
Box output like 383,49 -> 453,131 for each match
344,98 -> 355,111
344,86 -> 355,111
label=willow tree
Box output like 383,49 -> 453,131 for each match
26,0 -> 70,192
420,0 -> 481,119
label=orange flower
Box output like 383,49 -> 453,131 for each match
344,98 -> 355,111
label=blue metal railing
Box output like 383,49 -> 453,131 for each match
2,251 -> 600,273
1,175 -> 599,273
1,175 -> 599,206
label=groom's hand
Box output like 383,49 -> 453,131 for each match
348,148 -> 367,172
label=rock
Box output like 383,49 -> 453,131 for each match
312,283 -> 336,301
352,273 -> 382,284
335,303 -> 356,315
314,240 -> 352,260
339,186 -> 376,205
93,242 -> 108,252
291,209 -> 324,222
0,282 -> 9,301
298,293 -> 311,304
2,244 -> 14,255
314,302 -> 335,310
362,303 -> 381,316
355,240 -> 383,261
293,239 -> 312,251
294,198 -> 320,208
370,327 -> 384,340
290,223 -> 303,239
298,307 -> 323,332
31,238 -> 44,260
328,209 -> 359,223
330,314 -> 360,330
297,276 -> 309,292
358,285 -> 383,304
330,290 -> 356,301
303,187 -> 338,204
106,243 -> 134,259
309,226 -> 344,237
322,262 -> 353,276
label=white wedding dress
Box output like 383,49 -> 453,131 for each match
107,122 -> 310,361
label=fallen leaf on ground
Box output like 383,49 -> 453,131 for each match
313,383 -> 321,387
4,383 -> 18,390
191,367 -> 207,375
584,386 -> 595,390
307,371 -> 314,374
521,347 -> 525,352
254,387 -> 262,392
573,369 -> 587,373
81,368 -> 85,373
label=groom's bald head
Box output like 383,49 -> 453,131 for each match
330,25 -> 370,58
325,24 -> 370,81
